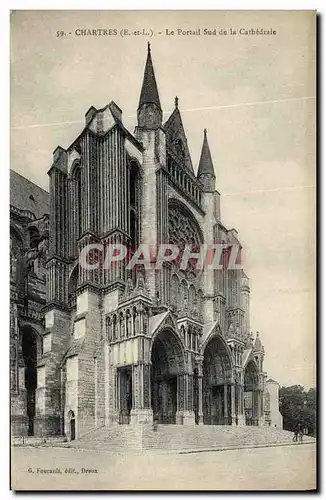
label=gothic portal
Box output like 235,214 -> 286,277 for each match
10,44 -> 277,438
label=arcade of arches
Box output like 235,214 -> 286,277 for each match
114,328 -> 263,427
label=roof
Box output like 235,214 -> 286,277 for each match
254,332 -> 263,351
149,311 -> 169,336
197,129 -> 215,177
266,378 -> 279,384
163,104 -> 195,175
201,321 -> 218,346
62,337 -> 85,363
10,170 -> 49,219
242,348 -> 252,368
138,43 -> 161,110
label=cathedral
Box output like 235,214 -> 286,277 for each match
10,45 -> 282,439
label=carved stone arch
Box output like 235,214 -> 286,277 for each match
179,324 -> 186,345
127,155 -> 143,178
67,409 -> 75,419
150,325 -> 186,424
202,327 -> 233,373
189,283 -> 196,310
125,308 -> 131,338
112,313 -> 117,341
243,358 -> 260,425
27,224 -> 40,247
244,359 -> 259,392
202,329 -> 233,425
69,158 -> 81,179
70,160 -> 82,239
150,325 -> 186,374
10,224 -> 25,285
19,320 -> 44,344
68,263 -> 79,307
19,322 -> 43,436
128,157 -> 142,256
66,409 -> 76,441
119,311 -> 125,338
10,224 -> 24,246
244,355 -> 260,373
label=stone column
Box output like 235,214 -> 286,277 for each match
197,376 -> 204,425
110,368 -> 119,425
182,373 -> 195,425
224,383 -> 228,424
196,357 -> 204,425
176,374 -> 185,424
112,368 -> 120,424
231,384 -> 237,425
252,390 -> 258,425
130,363 -> 153,425
237,385 -> 245,426
257,389 -> 265,426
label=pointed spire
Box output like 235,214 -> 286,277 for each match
124,277 -> 134,298
174,96 -> 179,109
254,331 -> 263,352
138,43 -> 161,110
198,128 -> 215,177
197,129 -> 216,191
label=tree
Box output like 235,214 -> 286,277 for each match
279,385 -> 316,436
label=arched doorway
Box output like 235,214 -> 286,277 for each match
68,411 -> 76,440
21,326 -> 40,436
203,335 -> 232,425
244,361 -> 259,426
68,265 -> 79,308
151,329 -> 185,424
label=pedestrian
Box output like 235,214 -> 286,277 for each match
293,428 -> 298,442
153,413 -> 159,432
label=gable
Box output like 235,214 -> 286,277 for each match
163,108 -> 195,176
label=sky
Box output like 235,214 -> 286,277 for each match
10,10 -> 316,388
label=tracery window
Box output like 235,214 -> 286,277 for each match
71,163 -> 82,239
168,204 -> 202,249
129,161 -> 140,251
10,227 -> 23,285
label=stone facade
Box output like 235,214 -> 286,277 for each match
10,45 -> 281,438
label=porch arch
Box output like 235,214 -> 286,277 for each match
20,324 -> 43,436
150,327 -> 186,424
202,333 -> 233,425
244,359 -> 260,426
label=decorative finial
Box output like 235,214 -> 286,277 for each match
136,269 -> 145,291
175,96 -> 179,108
147,42 -> 151,53
204,128 -> 207,137
256,331 -> 259,336
124,277 -> 134,297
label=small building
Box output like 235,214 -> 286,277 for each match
264,377 -> 283,428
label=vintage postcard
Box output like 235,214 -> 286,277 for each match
10,10 -> 316,491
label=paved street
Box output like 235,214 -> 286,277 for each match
11,443 -> 316,491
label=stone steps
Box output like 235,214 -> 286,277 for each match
69,425 -> 315,452
12,435 -> 67,446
